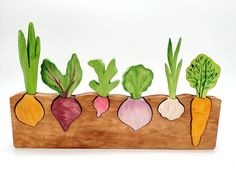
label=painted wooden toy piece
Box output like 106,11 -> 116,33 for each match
158,38 -> 184,120
186,54 -> 221,147
118,65 -> 153,131
88,59 -> 120,117
15,22 -> 44,126
41,54 -> 83,131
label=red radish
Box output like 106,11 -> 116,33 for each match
41,54 -> 83,131
88,59 -> 119,117
93,96 -> 110,117
52,96 -> 81,131
118,65 -> 154,131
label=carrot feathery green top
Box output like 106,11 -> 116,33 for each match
186,54 -> 221,98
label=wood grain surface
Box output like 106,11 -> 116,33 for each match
10,92 -> 221,149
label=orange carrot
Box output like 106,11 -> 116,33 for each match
186,54 -> 220,147
191,97 -> 211,147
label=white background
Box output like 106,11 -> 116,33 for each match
0,0 -> 236,176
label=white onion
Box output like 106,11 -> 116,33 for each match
158,98 -> 184,120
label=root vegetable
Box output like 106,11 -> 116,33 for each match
15,94 -> 44,126
52,96 -> 81,131
41,54 -> 83,131
186,54 -> 221,147
158,38 -> 184,120
15,22 -> 44,126
93,96 -> 109,117
118,65 -> 153,131
118,98 -> 152,131
158,98 -> 184,120
88,59 -> 119,117
191,97 -> 211,147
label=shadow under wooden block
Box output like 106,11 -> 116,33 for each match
10,92 -> 221,149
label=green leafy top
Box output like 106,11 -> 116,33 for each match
186,54 -> 221,98
165,38 -> 183,99
88,59 -> 120,97
18,22 -> 41,94
41,54 -> 82,98
122,65 -> 153,99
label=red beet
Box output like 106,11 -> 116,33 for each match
52,96 -> 82,131
93,96 -> 110,117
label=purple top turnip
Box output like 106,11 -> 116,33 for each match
88,59 -> 120,117
41,54 -> 82,131
118,65 -> 154,131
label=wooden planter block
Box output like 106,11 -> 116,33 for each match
10,92 -> 221,149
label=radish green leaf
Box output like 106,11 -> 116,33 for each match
88,59 -> 120,97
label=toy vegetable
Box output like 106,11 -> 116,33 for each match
41,54 -> 83,131
118,65 -> 153,131
88,59 -> 120,117
186,54 -> 221,147
15,22 -> 44,126
158,38 -> 184,120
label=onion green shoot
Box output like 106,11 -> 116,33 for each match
18,22 -> 41,95
165,38 -> 182,99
